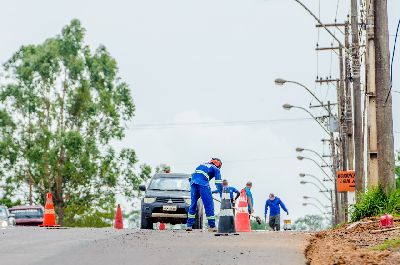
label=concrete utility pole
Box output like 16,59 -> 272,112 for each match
345,22 -> 354,172
350,0 -> 365,195
374,0 -> 396,192
366,0 -> 379,186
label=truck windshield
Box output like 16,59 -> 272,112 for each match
148,178 -> 190,191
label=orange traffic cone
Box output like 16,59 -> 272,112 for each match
40,193 -> 60,227
235,189 -> 251,232
114,204 -> 123,229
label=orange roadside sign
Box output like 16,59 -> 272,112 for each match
337,170 -> 355,192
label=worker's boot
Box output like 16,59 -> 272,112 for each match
207,227 -> 217,232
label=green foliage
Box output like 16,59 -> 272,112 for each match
350,186 -> 400,222
155,164 -> 171,173
0,19 -> 152,226
396,151 -> 400,189
372,237 -> 400,251
250,219 -> 267,230
293,214 -> 326,231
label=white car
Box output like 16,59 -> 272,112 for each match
0,205 -> 16,228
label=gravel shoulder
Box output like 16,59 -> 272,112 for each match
0,228 -> 309,265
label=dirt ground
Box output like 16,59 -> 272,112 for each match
306,218 -> 400,265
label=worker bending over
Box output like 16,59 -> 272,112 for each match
186,158 -> 223,232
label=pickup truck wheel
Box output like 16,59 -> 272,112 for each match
193,199 -> 204,229
140,215 -> 153,229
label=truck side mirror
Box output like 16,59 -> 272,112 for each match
139,184 -> 146,192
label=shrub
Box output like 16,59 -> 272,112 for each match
350,186 -> 398,222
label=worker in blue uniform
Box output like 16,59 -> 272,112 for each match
212,179 -> 240,205
186,158 -> 223,232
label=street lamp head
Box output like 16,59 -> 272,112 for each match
282,103 -> 293,110
299,173 -> 306,178
302,203 -> 308,206
274,78 -> 287,86
295,147 -> 304,152
300,181 -> 307,185
303,196 -> 309,199
297,156 -> 304,160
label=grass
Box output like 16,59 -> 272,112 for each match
350,186 -> 400,222
372,238 -> 400,251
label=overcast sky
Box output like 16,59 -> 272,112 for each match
1,0 -> 399,221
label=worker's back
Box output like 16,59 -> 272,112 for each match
191,163 -> 220,186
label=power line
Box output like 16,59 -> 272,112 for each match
131,117 -> 313,130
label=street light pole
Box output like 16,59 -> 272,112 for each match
299,173 -> 331,190
297,157 -> 332,181
275,79 -> 331,114
302,203 -> 331,216
303,196 -> 331,210
282,104 -> 330,135
296,147 -> 330,168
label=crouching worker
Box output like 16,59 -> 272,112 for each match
186,158 -> 223,232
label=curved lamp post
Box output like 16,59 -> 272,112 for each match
303,196 -> 331,209
282,104 -> 330,135
297,156 -> 333,181
299,173 -> 331,190
302,202 -> 331,216
295,147 -> 330,167
300,180 -> 332,201
275,79 -> 331,114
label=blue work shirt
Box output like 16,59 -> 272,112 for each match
190,163 -> 222,193
212,186 -> 240,199
264,197 -> 288,217
245,187 -> 254,212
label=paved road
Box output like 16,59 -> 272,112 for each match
0,227 -> 309,265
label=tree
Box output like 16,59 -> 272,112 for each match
293,215 -> 326,231
396,151 -> 400,189
0,19 -> 151,226
155,164 -> 171,173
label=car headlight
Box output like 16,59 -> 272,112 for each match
184,198 -> 191,205
1,221 -> 8,228
144,197 -> 156,204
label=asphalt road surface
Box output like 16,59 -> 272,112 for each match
0,227 -> 309,265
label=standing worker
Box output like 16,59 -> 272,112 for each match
212,179 -> 240,206
264,193 -> 289,231
186,158 -> 223,232
244,181 -> 254,215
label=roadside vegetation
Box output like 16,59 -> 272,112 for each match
0,19 -> 152,227
350,152 -> 400,222
372,237 -> 400,251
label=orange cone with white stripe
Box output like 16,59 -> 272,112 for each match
40,192 -> 60,227
235,189 -> 251,232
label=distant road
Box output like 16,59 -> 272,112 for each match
0,227 -> 309,265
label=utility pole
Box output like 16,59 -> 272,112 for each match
366,0 -> 379,186
351,0 -> 365,196
328,101 -> 341,225
345,22 -> 355,173
374,0 -> 396,192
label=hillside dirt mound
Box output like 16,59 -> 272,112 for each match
306,217 -> 400,265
